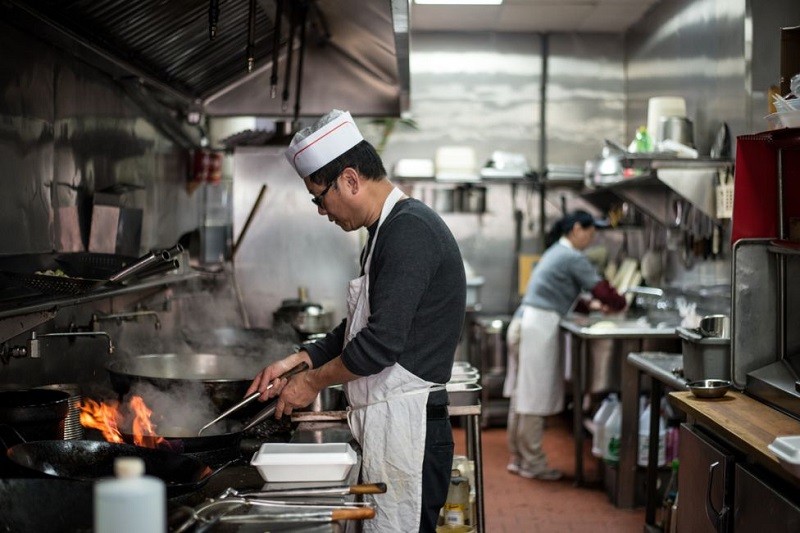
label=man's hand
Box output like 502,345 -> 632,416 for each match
246,351 -> 313,401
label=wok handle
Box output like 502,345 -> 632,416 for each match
0,424 -> 27,451
331,508 -> 376,521
241,362 -> 309,431
350,483 -> 387,495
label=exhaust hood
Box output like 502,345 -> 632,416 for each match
3,0 -> 410,128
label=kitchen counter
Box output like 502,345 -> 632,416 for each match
560,314 -> 680,488
669,390 -> 800,485
622,352 -> 686,525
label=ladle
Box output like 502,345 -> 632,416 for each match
197,362 -> 309,435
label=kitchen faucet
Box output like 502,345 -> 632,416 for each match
90,310 -> 161,330
27,330 -> 115,358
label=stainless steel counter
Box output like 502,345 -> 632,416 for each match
559,314 -> 680,490
627,352 -> 687,391
622,352 -> 687,526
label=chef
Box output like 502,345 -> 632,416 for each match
247,110 -> 466,532
505,210 -> 626,480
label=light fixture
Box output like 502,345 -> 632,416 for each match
415,0 -> 503,5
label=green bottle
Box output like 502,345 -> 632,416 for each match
634,126 -> 654,153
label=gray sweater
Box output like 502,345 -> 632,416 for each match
304,198 -> 466,397
521,240 -> 602,316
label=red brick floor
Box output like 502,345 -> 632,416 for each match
453,414 -> 645,532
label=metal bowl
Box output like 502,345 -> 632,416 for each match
687,379 -> 731,399
699,314 -> 730,339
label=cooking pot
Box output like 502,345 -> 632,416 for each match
433,188 -> 456,213
273,299 -> 333,335
106,353 -> 270,413
455,185 -> 487,213
658,116 -> 694,148
0,389 -> 70,440
698,314 -> 730,339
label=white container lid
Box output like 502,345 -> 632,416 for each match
768,435 -> 800,464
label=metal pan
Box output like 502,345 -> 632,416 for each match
119,419 -> 246,453
0,426 -> 225,497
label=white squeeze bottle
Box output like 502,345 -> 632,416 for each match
637,400 -> 667,467
95,456 -> 166,533
591,393 -> 619,458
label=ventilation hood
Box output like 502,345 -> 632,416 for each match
3,0 -> 410,124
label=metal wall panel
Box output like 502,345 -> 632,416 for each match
0,19 -> 200,256
547,33 -> 626,166
625,0 -> 748,153
231,148 -> 362,327
377,32 -> 623,314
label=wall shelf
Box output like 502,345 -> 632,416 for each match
0,271 -> 200,321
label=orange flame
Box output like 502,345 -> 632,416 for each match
80,396 -> 167,448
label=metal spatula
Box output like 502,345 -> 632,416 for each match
198,362 -> 309,435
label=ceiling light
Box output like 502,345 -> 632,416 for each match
415,0 -> 503,5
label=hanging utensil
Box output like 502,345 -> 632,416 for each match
281,1 -> 297,111
208,0 -> 220,40
270,0 -> 283,98
291,1 -> 308,123
246,0 -> 257,72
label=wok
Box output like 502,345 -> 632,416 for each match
120,419 -> 246,453
0,389 -> 70,441
106,353 -> 269,413
0,427 -> 225,496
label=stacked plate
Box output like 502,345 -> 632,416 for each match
39,384 -> 83,439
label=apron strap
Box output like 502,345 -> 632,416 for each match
346,383 -> 446,414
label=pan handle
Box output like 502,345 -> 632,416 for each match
0,424 -> 27,451
241,362 -> 310,431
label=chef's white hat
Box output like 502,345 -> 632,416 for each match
284,110 -> 364,177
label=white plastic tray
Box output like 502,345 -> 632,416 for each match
250,442 -> 357,482
767,435 -> 800,478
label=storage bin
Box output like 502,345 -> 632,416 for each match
677,327 -> 731,382
250,442 -> 357,482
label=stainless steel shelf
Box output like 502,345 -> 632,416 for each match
0,271 -> 200,320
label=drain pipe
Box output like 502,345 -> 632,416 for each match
537,33 -> 549,250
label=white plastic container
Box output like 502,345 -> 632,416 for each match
603,402 -> 622,463
94,457 -> 166,533
251,442 -> 357,482
768,435 -> 800,478
591,393 -> 618,458
637,402 -> 667,467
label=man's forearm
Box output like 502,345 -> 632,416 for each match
307,355 -> 362,391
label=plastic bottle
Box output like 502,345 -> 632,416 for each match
591,393 -> 619,458
94,457 -> 166,533
603,401 -> 622,464
442,468 -> 470,526
634,126 -> 654,153
637,400 -> 667,467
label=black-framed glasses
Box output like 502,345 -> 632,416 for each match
311,174 -> 339,207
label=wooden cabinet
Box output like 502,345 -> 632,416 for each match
676,424 -> 734,532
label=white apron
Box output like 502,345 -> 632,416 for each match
515,306 -> 564,415
343,187 -> 443,533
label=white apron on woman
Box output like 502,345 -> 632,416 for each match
515,306 -> 563,415
343,187 -> 443,532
